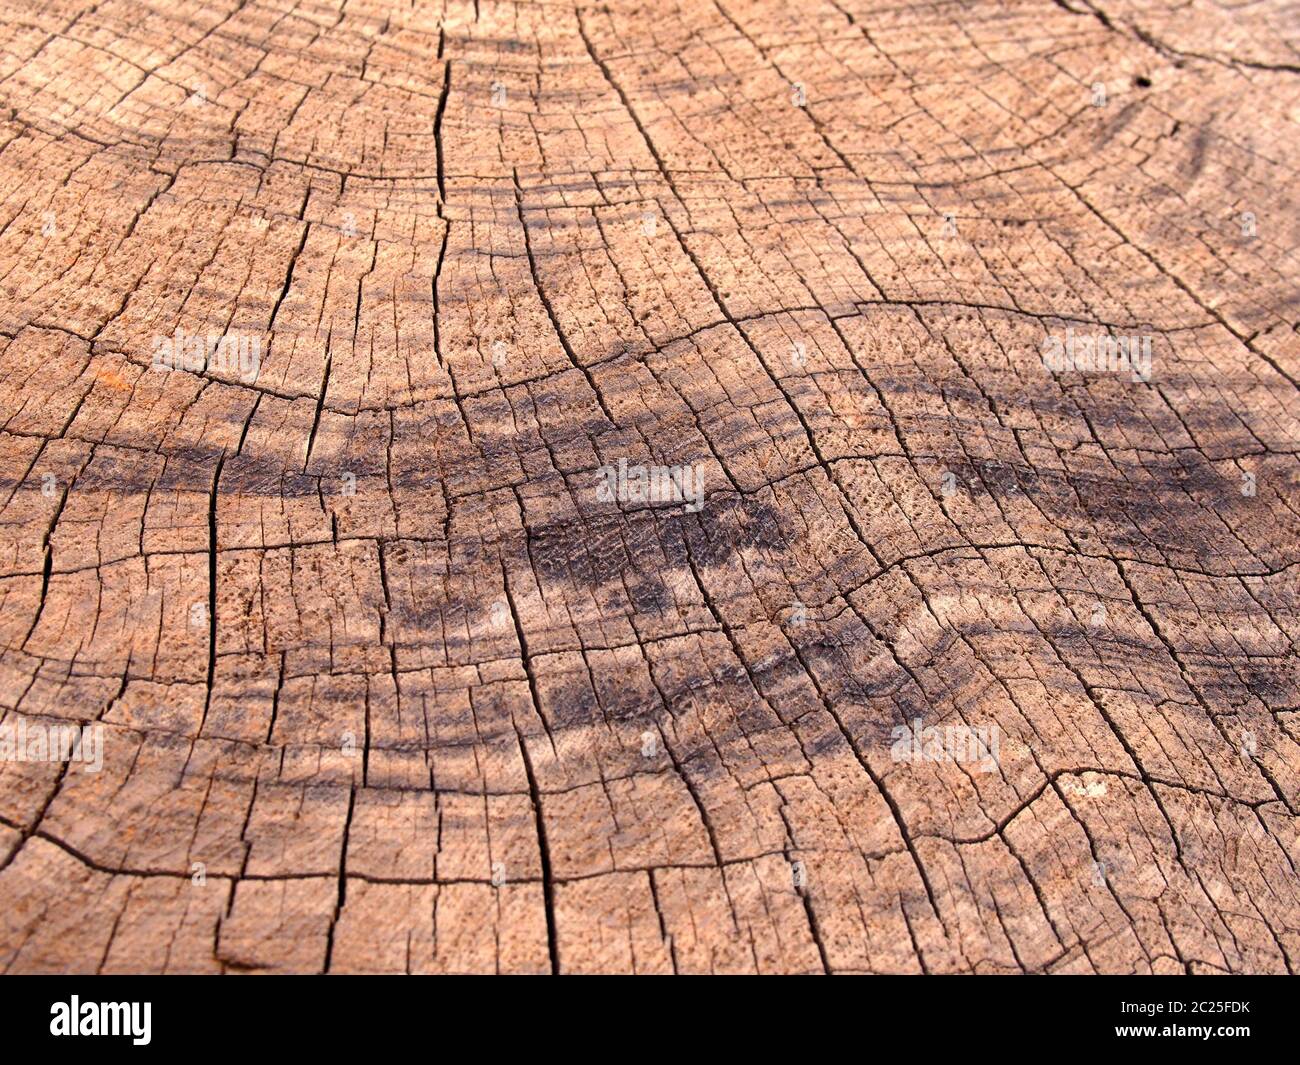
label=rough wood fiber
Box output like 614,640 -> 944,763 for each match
0,0 -> 1298,974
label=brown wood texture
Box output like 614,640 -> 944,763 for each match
0,0 -> 1298,974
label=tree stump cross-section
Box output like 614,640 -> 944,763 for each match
0,0 -> 1297,974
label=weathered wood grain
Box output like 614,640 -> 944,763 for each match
0,0 -> 1297,973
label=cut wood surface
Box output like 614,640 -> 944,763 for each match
0,0 -> 1298,974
